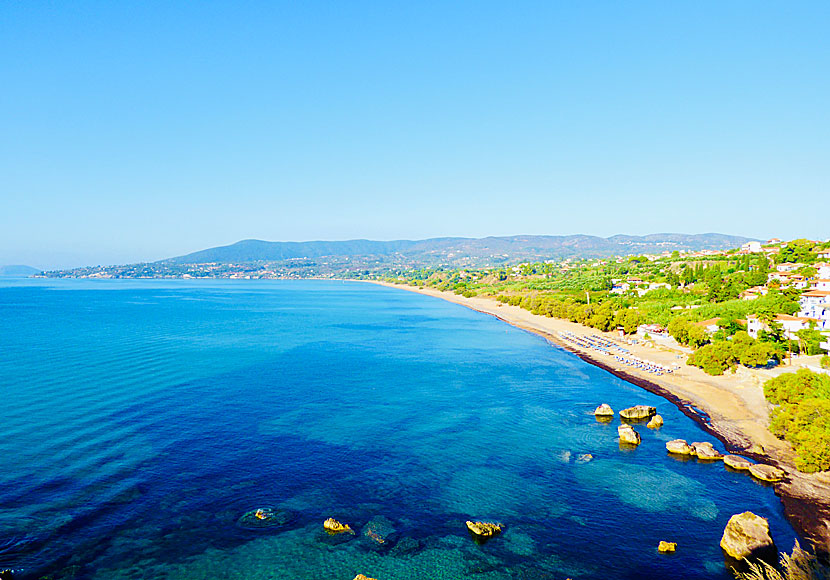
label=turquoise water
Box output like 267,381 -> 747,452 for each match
0,279 -> 796,579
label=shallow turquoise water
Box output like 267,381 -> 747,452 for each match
0,279 -> 796,579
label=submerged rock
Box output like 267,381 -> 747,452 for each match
576,453 -> 593,464
657,541 -> 677,553
720,512 -> 774,560
620,405 -> 657,421
691,442 -> 723,460
594,403 -> 614,417
236,507 -> 297,529
323,517 -> 353,534
646,415 -> 664,429
724,455 -> 753,471
466,521 -> 502,538
618,424 -> 641,446
353,575 -> 377,580
361,515 -> 397,546
749,464 -> 785,483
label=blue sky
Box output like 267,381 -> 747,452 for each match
1,1 -> 827,269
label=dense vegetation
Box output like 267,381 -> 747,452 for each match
764,370 -> 830,473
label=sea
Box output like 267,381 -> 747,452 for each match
0,279 -> 797,579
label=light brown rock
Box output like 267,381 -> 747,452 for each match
466,521 -> 502,537
618,424 -> 641,445
646,414 -> 663,429
749,464 -> 785,483
720,512 -> 774,560
657,541 -> 677,553
353,576 -> 377,580
666,439 -> 693,455
620,405 -> 657,421
323,517 -> 353,534
594,403 -> 614,417
724,455 -> 753,471
691,442 -> 723,460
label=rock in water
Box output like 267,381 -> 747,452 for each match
576,453 -> 593,464
618,424 -> 641,445
724,455 -> 753,471
666,439 -> 693,455
647,414 -> 663,429
361,515 -> 396,546
594,403 -> 614,417
323,517 -> 353,534
353,575 -> 377,580
720,512 -> 774,560
691,442 -> 723,460
466,521 -> 502,537
748,464 -> 785,483
620,405 -> 657,421
657,541 -> 677,553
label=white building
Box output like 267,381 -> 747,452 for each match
798,289 -> 830,332
741,241 -> 762,253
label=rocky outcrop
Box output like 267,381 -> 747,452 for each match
724,455 -> 753,471
324,517 -> 353,534
594,403 -> 614,417
749,464 -> 786,483
646,414 -> 663,429
618,424 -> 641,445
657,541 -> 677,553
720,512 -> 774,560
353,575 -> 377,580
691,442 -> 723,460
466,521 -> 502,537
620,405 -> 657,421
666,439 -> 693,455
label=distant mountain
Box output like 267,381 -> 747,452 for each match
0,265 -> 41,277
164,233 -> 758,267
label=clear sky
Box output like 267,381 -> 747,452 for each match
1,1 -> 828,269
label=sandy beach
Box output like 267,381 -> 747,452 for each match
375,281 -> 830,555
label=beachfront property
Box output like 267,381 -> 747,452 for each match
746,313 -> 821,340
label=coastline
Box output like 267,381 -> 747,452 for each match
372,280 -> 830,555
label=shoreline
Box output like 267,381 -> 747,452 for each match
372,280 -> 830,556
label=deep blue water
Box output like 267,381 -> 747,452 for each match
0,279 -> 796,579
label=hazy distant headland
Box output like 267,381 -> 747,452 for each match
0,265 -> 42,277
42,233 -> 757,279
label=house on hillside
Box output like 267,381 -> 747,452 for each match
741,241 -> 762,253
798,289 -> 830,332
694,318 -> 721,334
740,286 -> 767,300
776,263 -> 805,273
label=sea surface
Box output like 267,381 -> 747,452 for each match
0,279 -> 797,579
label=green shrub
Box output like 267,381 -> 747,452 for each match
821,355 -> 830,370
765,370 -> 830,473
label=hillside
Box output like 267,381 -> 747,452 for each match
165,233 -> 758,267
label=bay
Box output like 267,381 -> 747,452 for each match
0,279 -> 796,579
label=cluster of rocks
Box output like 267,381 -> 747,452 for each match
596,403 -> 787,486
665,439 -> 786,482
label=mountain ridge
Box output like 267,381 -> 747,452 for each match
163,233 -> 759,267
